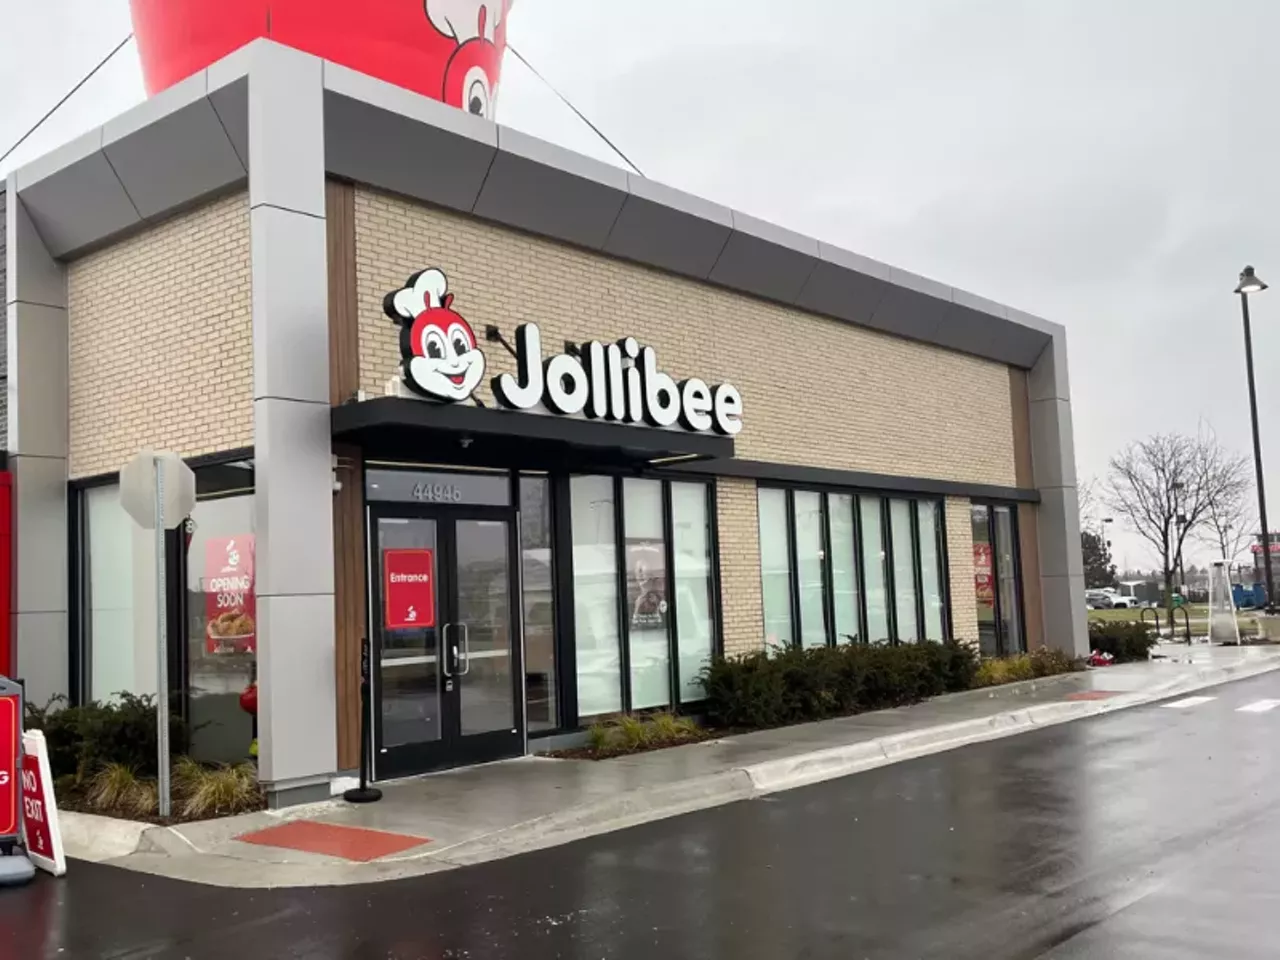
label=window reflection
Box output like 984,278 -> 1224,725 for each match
918,501 -> 946,640
828,494 -> 860,643
571,476 -> 623,717
794,492 -> 828,648
624,479 -> 671,710
861,498 -> 891,642
890,499 -> 919,643
672,482 -> 715,703
758,488 -> 794,646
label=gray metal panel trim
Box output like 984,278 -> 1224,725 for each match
472,125 -> 628,249
8,38 -> 1065,373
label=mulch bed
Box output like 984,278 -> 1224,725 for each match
547,727 -> 722,761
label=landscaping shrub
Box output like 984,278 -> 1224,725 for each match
25,693 -> 187,782
575,712 -> 708,759
972,647 -> 1082,688
1088,621 -> 1157,663
699,640 -> 980,730
86,763 -> 156,818
173,758 -> 262,820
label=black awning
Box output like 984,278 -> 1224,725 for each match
331,397 -> 734,469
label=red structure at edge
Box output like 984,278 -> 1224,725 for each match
0,471 -> 12,678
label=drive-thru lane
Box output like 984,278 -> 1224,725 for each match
7,670 -> 1280,959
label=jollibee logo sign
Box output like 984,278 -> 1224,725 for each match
385,269 -> 488,403
385,268 -> 744,436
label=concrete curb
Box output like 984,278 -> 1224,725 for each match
60,653 -> 1280,886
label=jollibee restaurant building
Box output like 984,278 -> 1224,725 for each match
2,17 -> 1085,806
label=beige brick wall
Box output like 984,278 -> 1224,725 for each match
353,189 -> 1017,487
67,192 -> 252,478
715,477 -> 765,657
946,497 -> 979,644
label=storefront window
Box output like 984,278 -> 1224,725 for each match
972,505 -> 998,656
671,482 -> 715,703
828,494 -> 860,643
623,479 -> 670,710
918,500 -> 946,640
861,497 -> 891,642
890,499 -> 920,642
993,506 -> 1024,654
793,492 -> 827,648
186,489 -> 256,764
84,485 -> 148,701
569,475 -> 721,719
571,476 -> 623,718
758,487 -> 945,647
520,476 -> 557,731
758,487 -> 793,646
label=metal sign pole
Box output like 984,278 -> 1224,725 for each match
153,457 -> 171,819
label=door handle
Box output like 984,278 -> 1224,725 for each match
441,623 -> 453,677
458,623 -> 472,676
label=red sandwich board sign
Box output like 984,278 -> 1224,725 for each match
20,731 -> 65,876
384,549 -> 435,630
0,682 -> 19,848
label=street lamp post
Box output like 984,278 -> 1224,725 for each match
1234,265 -> 1276,613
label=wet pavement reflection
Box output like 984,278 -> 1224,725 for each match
8,671 -> 1280,958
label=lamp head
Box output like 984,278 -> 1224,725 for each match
1236,265 -> 1267,295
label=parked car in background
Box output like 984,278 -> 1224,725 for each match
1086,590 -> 1114,609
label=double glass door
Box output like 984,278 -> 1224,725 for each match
370,505 -> 523,779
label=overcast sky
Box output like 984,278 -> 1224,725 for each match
4,0 -> 1279,569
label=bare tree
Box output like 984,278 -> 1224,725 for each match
1105,431 -> 1251,619
1199,493 -> 1254,567
1077,476 -> 1101,531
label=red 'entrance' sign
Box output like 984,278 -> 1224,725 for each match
384,550 -> 436,630
0,695 -> 17,841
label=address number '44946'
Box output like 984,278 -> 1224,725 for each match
412,483 -> 463,503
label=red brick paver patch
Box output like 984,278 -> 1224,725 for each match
1063,690 -> 1123,701
236,820 -> 431,862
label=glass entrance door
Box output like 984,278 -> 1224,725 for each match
370,508 -> 523,779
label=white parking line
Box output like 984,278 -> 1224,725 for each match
1163,696 -> 1217,709
1237,699 -> 1280,713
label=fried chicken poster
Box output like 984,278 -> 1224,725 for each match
204,535 -> 256,654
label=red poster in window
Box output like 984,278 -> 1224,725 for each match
205,535 -> 257,654
974,542 -> 995,608
384,550 -> 436,630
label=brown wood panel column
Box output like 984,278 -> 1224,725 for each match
327,179 -> 365,770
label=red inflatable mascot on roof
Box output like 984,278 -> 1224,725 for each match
130,0 -> 513,118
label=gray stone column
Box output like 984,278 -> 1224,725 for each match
1028,329 -> 1088,656
4,179 -> 70,705
247,44 -> 337,804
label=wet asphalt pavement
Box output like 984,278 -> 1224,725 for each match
9,671 -> 1280,960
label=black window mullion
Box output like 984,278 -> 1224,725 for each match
936,500 -> 954,641
708,481 -> 725,660
551,475 -> 578,729
785,489 -> 801,648
987,507 -> 1005,656
820,494 -> 836,646
911,501 -> 926,641
68,489 -> 86,706
614,476 -> 632,712
883,498 -> 898,645
661,480 -> 680,707
1009,506 -> 1028,654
